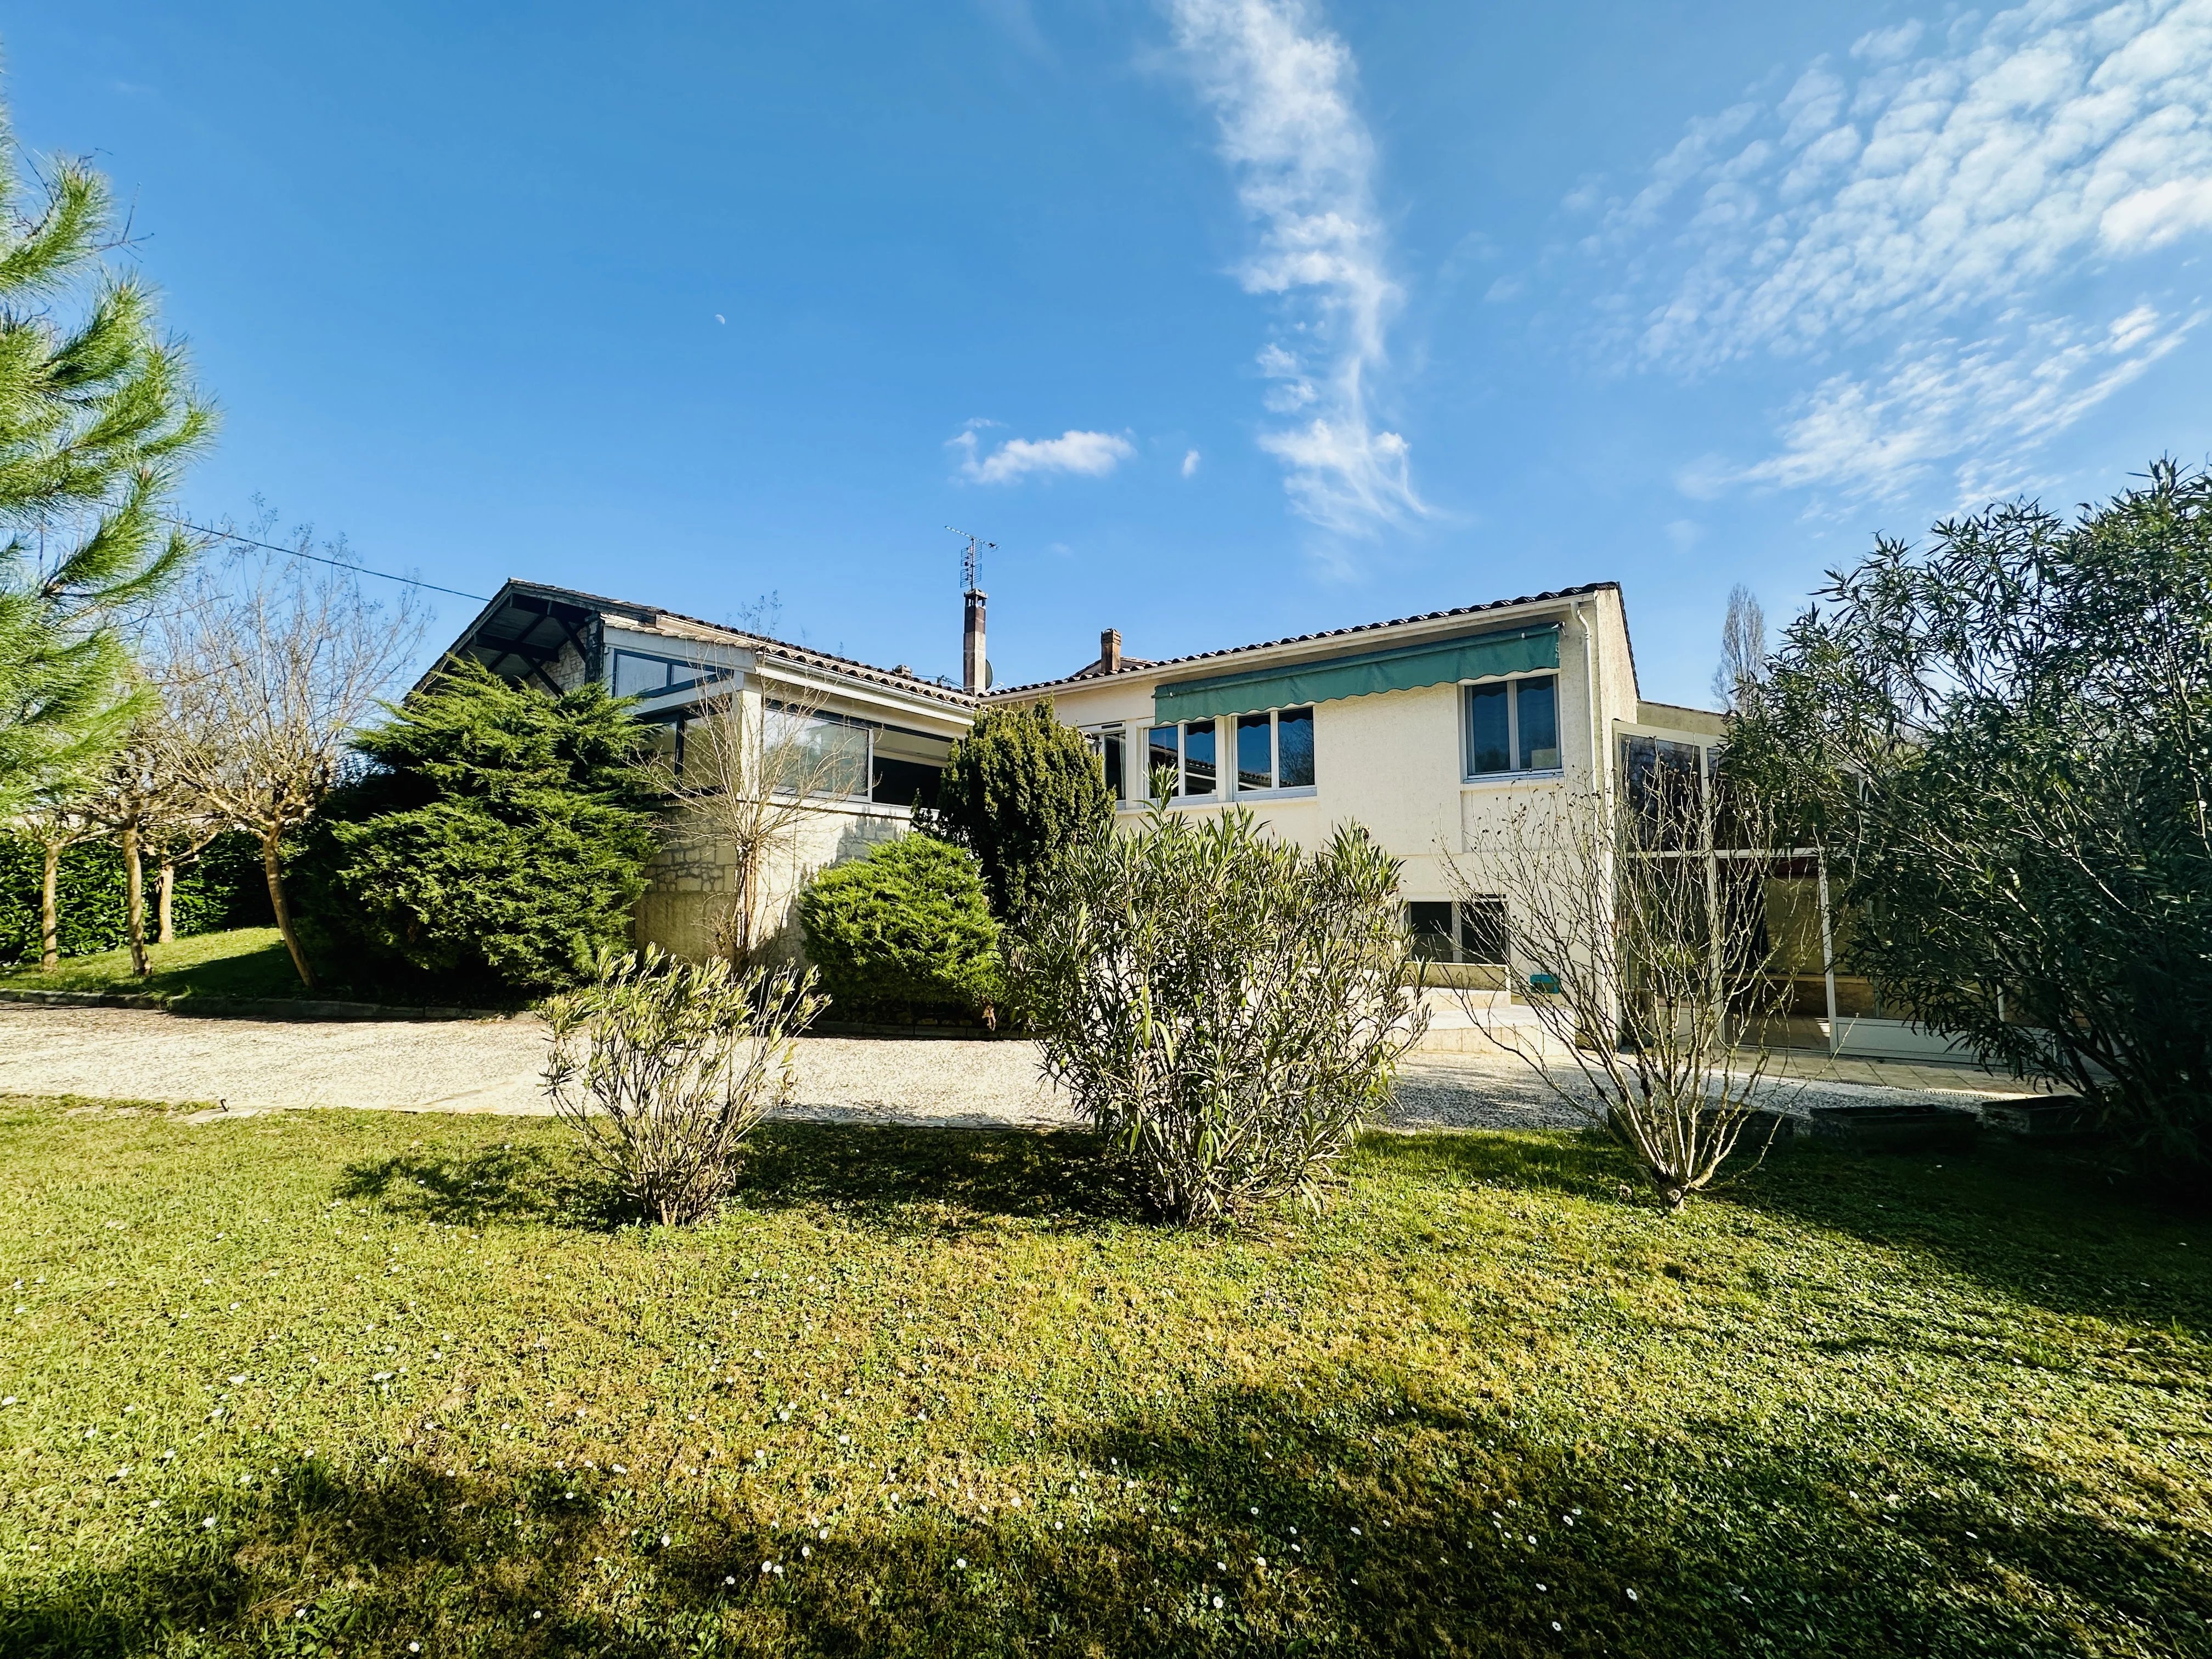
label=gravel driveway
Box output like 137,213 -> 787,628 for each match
0,1003 -> 2025,1132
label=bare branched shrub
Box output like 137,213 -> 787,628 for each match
655,664 -> 871,969
542,946 -> 825,1225
1013,804 -> 1426,1223
1446,764 -> 1795,1208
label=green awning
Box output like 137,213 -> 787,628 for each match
1152,623 -> 1560,724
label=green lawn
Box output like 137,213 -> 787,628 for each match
1,1101 -> 2206,1657
0,929 -> 308,1003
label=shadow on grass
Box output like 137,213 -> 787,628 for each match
734,1122 -> 1139,1233
336,1139 -> 620,1231
1716,1137 -> 2212,1341
1360,1122 -> 2212,1342
8,1373 -> 2205,1658
1354,1124 -> 1637,1202
335,1122 -> 1140,1238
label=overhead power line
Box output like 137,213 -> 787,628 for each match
169,518 -> 491,602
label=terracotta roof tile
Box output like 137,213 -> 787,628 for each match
988,582 -> 1618,698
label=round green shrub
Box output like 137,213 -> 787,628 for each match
797,834 -> 1002,1021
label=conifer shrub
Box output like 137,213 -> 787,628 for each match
1012,804 -> 1426,1222
924,701 -> 1111,919
296,659 -> 661,995
795,834 -> 1003,1022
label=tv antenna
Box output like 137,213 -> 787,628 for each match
946,526 -> 994,595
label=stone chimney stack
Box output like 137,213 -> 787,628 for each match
963,588 -> 988,694
1101,628 -> 1122,674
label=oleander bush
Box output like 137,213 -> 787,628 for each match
542,945 -> 823,1224
1013,803 -> 1425,1222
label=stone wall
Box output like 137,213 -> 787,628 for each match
634,797 -> 911,966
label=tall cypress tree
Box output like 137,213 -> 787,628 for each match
0,122 -> 213,814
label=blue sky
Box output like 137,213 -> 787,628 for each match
9,0 -> 2210,702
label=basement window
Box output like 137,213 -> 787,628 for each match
1406,898 -> 1509,965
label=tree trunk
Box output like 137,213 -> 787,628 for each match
40,846 -> 59,971
157,863 -> 176,945
123,822 -> 149,977
263,830 -> 315,989
736,843 -> 766,970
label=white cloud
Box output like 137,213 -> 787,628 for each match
1166,0 -> 1426,537
1592,0 -> 2212,499
1182,448 -> 1203,476
1714,304 -> 2196,502
950,426 -> 1136,485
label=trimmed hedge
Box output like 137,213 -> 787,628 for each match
797,834 -> 1002,1022
0,830 -> 272,967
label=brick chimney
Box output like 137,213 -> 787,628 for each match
963,588 -> 988,693
1101,628 -> 1122,674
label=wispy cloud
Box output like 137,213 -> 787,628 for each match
1182,448 -> 1203,477
1683,305 -> 2197,500
1166,0 -> 1426,538
1584,0 -> 2212,501
950,425 -> 1136,485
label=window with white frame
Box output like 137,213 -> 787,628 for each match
1463,674 -> 1560,778
763,702 -> 872,800
1139,706 -> 1315,799
1082,726 -> 1126,800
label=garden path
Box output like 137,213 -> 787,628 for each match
0,1003 -> 2037,1130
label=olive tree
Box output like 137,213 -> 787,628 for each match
1012,804 -> 1424,1223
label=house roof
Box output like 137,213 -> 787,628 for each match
988,581 -> 1622,699
438,579 -> 981,712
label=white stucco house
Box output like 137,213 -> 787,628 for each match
986,582 -> 1725,977
434,572 -> 1933,1060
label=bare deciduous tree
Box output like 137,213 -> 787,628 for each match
81,710 -> 170,975
1712,583 -> 1767,712
10,785 -> 99,970
157,543 -> 423,987
655,659 -> 870,969
1444,765 -> 1795,1208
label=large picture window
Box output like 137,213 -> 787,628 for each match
611,650 -> 729,701
1464,674 -> 1561,778
1139,707 -> 1318,799
765,704 -> 871,799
